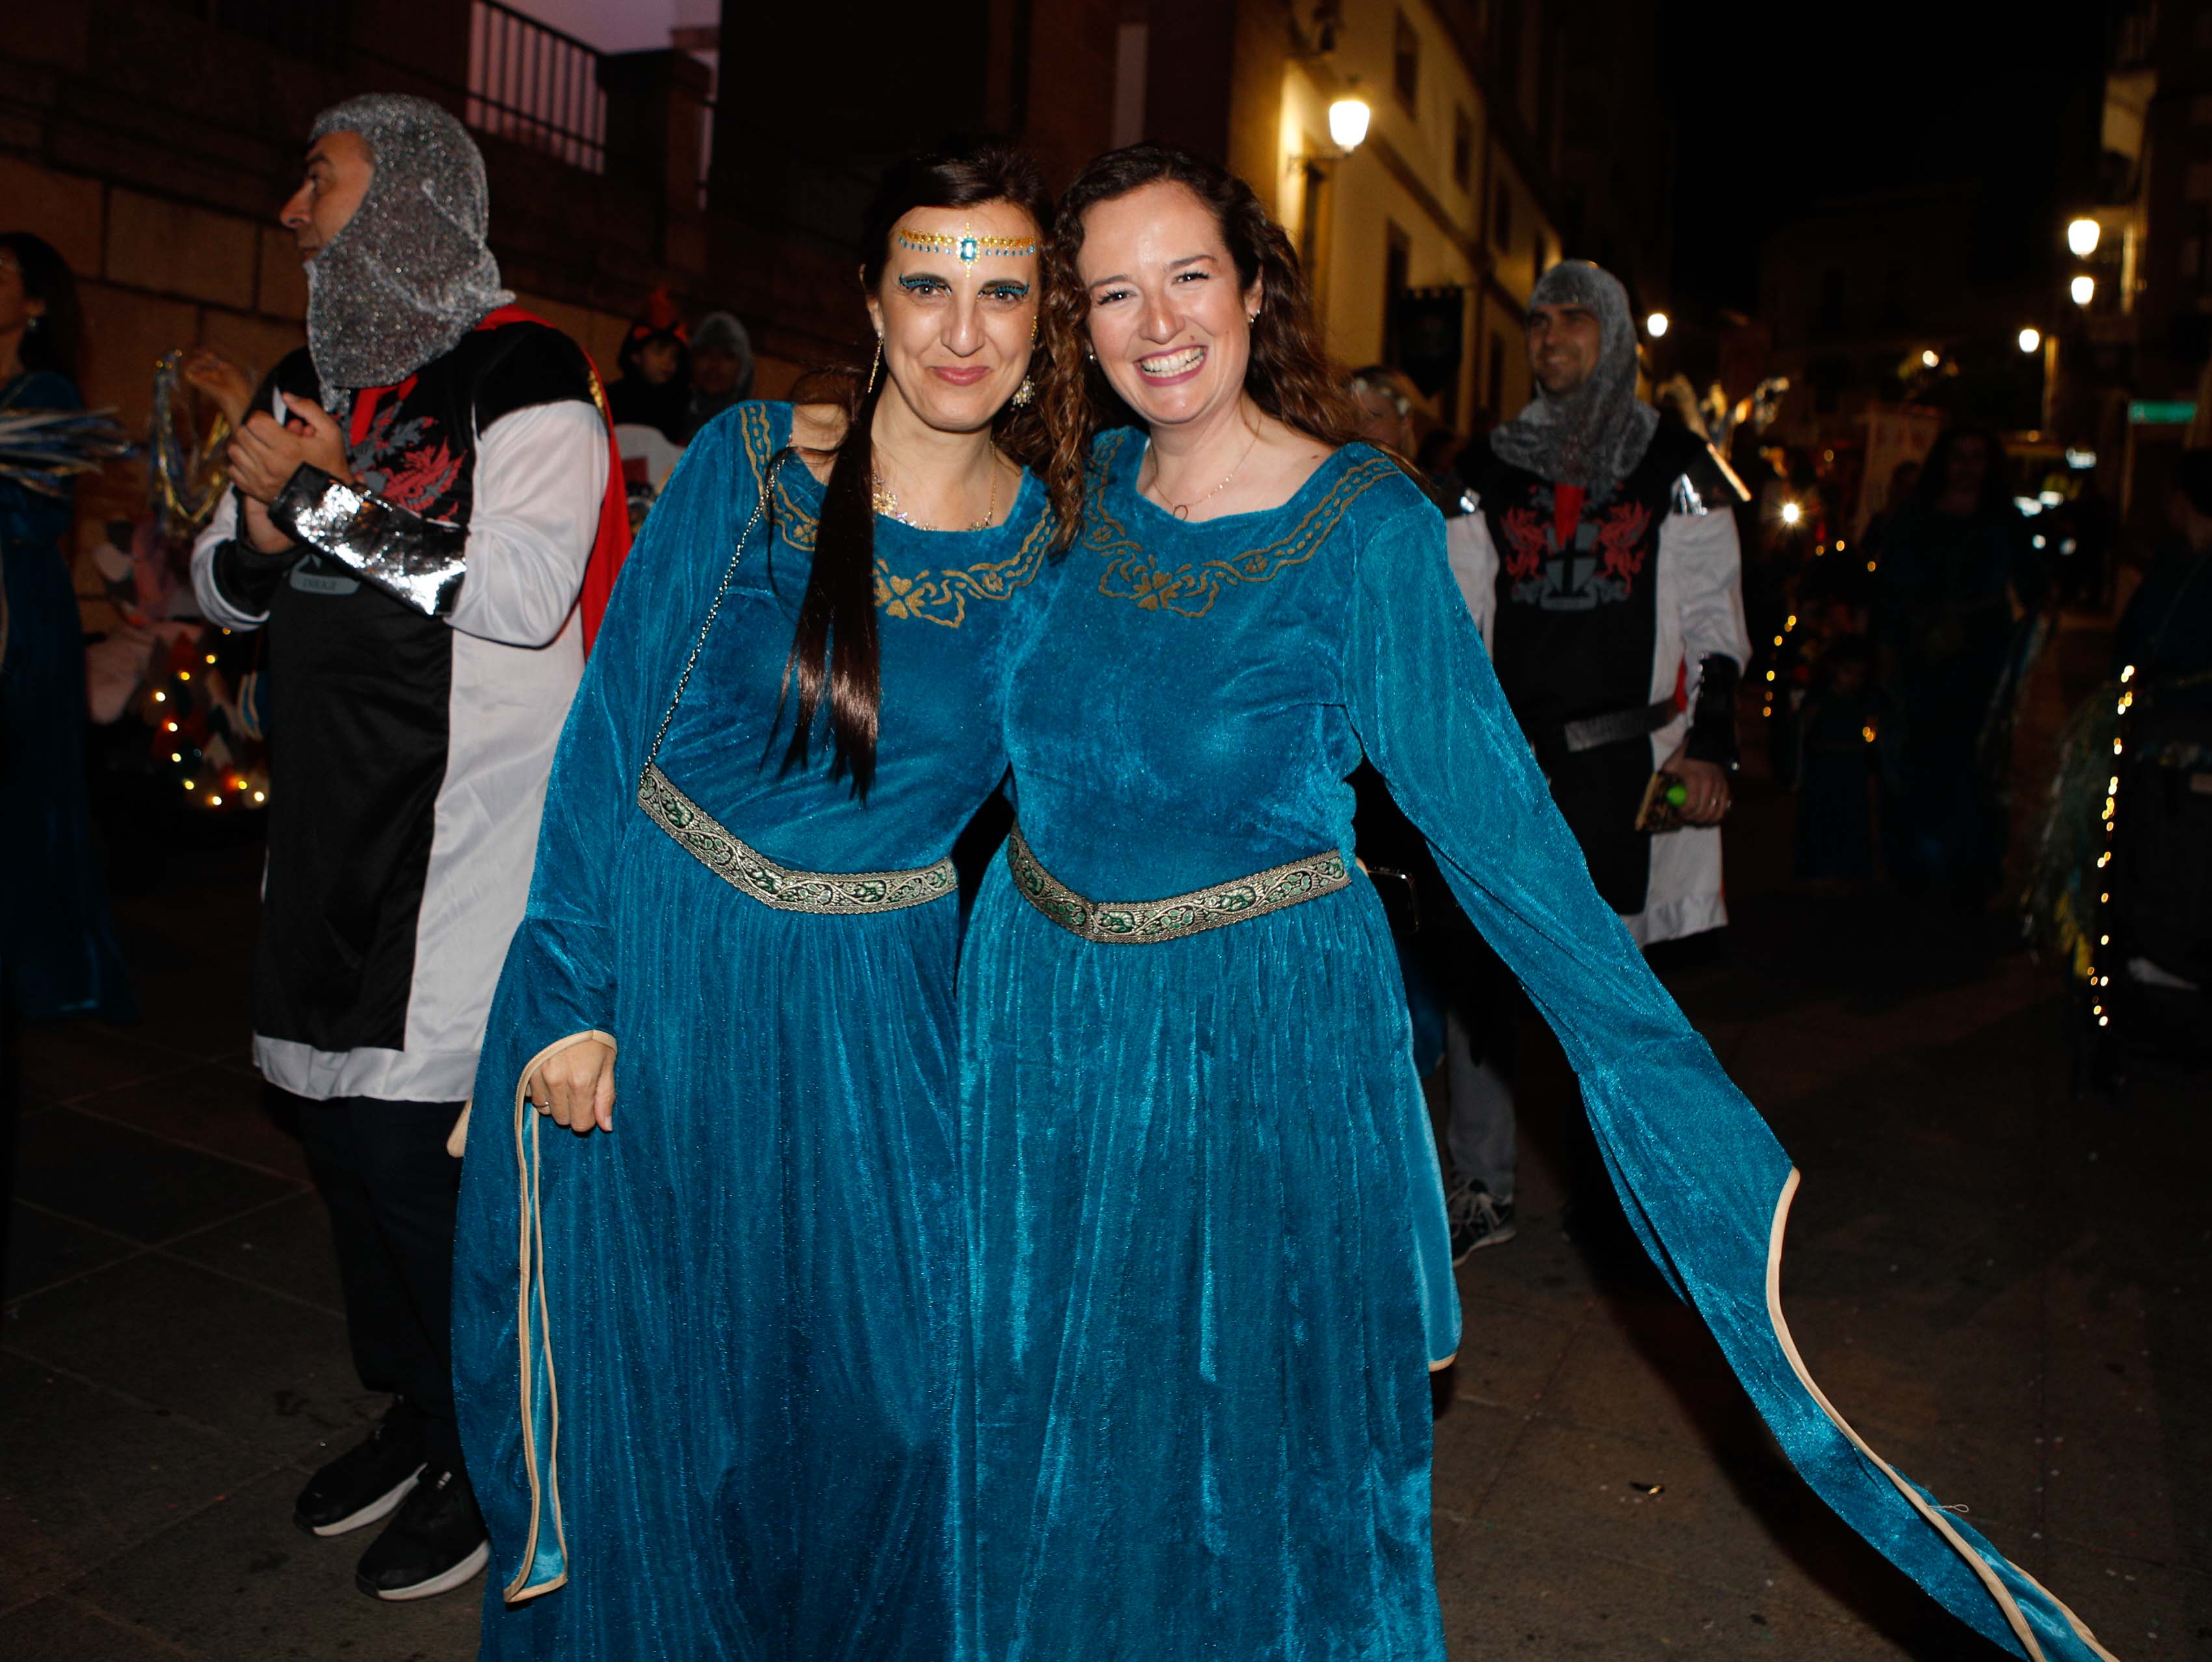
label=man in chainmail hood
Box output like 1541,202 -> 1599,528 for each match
1431,259 -> 1749,1261
191,92 -> 627,1603
299,94 -> 514,405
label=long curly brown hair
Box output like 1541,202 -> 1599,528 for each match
1037,144 -> 1363,545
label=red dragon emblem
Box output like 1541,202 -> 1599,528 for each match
379,440 -> 464,513
1592,501 -> 1651,583
1498,505 -> 1548,579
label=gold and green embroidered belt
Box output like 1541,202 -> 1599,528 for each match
1006,824 -> 1351,945
637,764 -> 956,913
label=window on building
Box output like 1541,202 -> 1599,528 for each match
2189,204 -> 2212,298
1298,147 -> 1329,280
1877,265 -> 1908,328
1486,332 -> 1506,417
1493,181 -> 1513,254
1452,106 -> 1472,190
1809,354 -> 1850,416
1382,222 -> 1412,365
1815,267 -> 1846,336
1393,11 -> 1420,112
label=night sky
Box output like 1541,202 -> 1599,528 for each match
1659,0 -> 2113,317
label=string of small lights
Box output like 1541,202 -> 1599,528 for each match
2083,664 -> 2134,1035
145,624 -> 269,811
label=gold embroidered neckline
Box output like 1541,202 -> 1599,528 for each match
1086,432 -> 1396,616
738,403 -> 1052,627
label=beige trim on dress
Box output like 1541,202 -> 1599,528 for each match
501,1027 -> 615,1603
1763,1167 -> 2117,1662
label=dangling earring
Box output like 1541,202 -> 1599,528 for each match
1011,377 -> 1035,408
866,335 -> 883,396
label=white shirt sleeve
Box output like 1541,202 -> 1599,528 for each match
1443,500 -> 1499,649
445,399 -> 611,648
1660,504 -> 1750,674
190,490 -> 269,629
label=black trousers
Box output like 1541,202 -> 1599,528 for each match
297,1096 -> 466,1470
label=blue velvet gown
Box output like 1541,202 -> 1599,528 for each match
453,402 -> 1056,1660
0,370 -> 134,1022
957,431 -> 2111,1661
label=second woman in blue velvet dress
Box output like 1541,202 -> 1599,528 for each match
452,145 -> 1059,1659
957,145 -> 2113,1662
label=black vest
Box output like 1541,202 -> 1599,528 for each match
1465,423 -> 1701,914
1467,422 -> 1701,751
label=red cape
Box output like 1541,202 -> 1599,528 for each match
477,304 -> 631,654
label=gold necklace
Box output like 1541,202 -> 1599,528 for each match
872,459 -> 1000,532
1145,420 -> 1261,520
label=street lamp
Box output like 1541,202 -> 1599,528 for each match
1327,97 -> 1371,152
2071,274 -> 2096,307
1645,311 -> 1670,338
1920,349 -> 1939,368
2067,217 -> 2100,257
2018,327 -> 2042,354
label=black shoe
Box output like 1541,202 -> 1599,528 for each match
355,1464 -> 490,1602
294,1400 -> 427,1538
1446,1175 -> 1516,1264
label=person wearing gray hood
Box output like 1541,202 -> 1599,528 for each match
683,307 -> 754,438
1436,259 -> 1748,1259
190,94 -> 620,1603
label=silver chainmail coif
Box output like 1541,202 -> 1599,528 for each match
1489,259 -> 1660,495
305,94 -> 513,406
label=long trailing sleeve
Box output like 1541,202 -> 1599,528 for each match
271,462 -> 469,617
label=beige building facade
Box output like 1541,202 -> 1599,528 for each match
1151,0 -> 1562,440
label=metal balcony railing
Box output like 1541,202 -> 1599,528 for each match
466,0 -> 607,174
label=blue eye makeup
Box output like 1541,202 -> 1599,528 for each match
899,274 -> 947,294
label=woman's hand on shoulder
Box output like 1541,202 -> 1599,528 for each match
526,1034 -> 617,1135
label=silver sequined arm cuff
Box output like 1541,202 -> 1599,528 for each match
270,464 -> 468,618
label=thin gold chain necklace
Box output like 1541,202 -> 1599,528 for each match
1144,420 -> 1261,520
872,458 -> 1000,532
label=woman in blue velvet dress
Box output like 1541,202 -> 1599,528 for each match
451,145 -> 1059,1658
0,231 -> 134,1023
959,145 -> 2112,1662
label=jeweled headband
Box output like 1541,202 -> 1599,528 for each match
894,224 -> 1037,267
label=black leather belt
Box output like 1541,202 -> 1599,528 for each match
1561,698 -> 1676,754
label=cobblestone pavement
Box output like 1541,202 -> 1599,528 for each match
5,615 -> 2204,1659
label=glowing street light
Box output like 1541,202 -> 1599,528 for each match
1919,349 -> 1939,369
2071,274 -> 2096,307
1327,97 -> 1371,152
1645,311 -> 1670,338
2067,217 -> 2100,257
1779,500 -> 1802,526
2018,327 -> 2042,354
